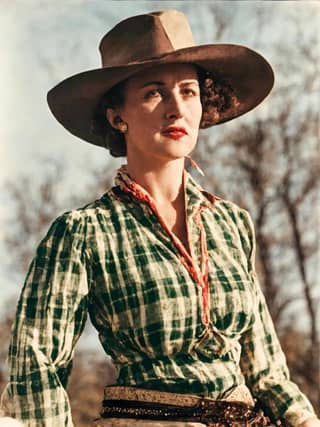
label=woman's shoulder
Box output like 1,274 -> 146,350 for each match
201,189 -> 255,246
202,189 -> 251,225
214,197 -> 250,221
45,187 -> 120,235
193,176 -> 250,225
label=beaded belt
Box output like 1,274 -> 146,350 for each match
101,386 -> 277,426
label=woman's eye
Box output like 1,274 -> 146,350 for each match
144,89 -> 161,99
182,88 -> 198,96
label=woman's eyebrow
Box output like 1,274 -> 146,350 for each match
180,81 -> 199,86
139,80 -> 198,89
140,81 -> 165,88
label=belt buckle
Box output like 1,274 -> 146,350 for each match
197,398 -> 223,425
198,398 -> 252,426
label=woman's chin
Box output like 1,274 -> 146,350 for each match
159,139 -> 197,159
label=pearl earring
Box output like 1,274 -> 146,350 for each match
118,122 -> 128,134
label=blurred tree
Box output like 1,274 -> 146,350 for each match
192,1 -> 319,410
0,314 -> 13,392
4,159 -> 65,274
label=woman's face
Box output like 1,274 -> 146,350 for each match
111,63 -> 202,165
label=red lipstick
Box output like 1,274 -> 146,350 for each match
162,126 -> 187,140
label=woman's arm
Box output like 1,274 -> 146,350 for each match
238,209 -> 318,426
0,211 -> 89,427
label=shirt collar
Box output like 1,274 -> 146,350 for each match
114,164 -> 216,214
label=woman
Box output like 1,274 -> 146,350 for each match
1,10 -> 319,427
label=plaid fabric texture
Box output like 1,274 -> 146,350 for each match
1,166 -> 315,426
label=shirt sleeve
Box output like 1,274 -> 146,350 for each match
0,211 -> 89,427
238,209 -> 316,426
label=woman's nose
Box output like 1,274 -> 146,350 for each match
164,93 -> 184,120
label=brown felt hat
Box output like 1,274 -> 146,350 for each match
47,10 -> 274,148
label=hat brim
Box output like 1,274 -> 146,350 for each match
47,44 -> 274,148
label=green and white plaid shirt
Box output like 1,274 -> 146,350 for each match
1,166 -> 315,426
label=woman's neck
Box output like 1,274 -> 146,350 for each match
126,157 -> 185,206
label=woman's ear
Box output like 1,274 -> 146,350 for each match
106,108 -> 121,130
106,108 -> 128,134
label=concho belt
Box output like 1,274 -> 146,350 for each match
101,386 -> 279,426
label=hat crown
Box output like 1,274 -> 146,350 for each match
99,10 -> 195,68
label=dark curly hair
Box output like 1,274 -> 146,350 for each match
91,66 -> 240,157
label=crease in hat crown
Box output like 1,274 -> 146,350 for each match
99,10 -> 195,68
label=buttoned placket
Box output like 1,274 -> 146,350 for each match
116,168 -> 212,327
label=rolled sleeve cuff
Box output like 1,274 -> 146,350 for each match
283,403 -> 316,426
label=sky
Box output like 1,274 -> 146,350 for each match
0,0 -> 319,334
